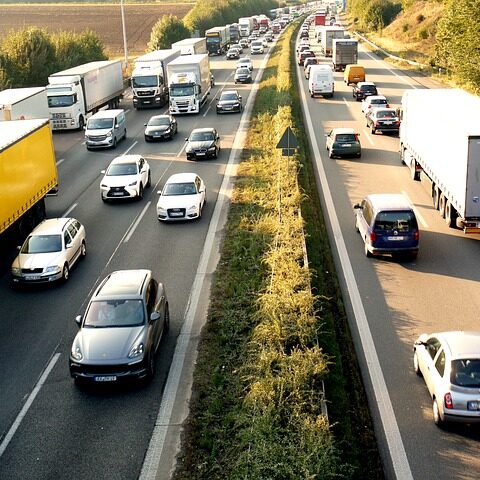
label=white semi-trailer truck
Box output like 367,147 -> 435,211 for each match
171,37 -> 207,55
131,49 -> 181,109
47,60 -> 124,130
400,88 -> 480,232
0,87 -> 49,121
167,54 -> 211,114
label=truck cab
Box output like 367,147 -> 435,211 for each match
131,63 -> 168,108
169,73 -> 202,114
47,77 -> 84,130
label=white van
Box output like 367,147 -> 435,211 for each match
308,65 -> 334,98
84,109 -> 126,150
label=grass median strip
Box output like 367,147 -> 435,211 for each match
174,21 -> 382,480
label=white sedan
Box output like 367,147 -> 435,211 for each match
156,173 -> 206,221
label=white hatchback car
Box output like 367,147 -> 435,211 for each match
100,154 -> 151,202
361,95 -> 389,115
237,57 -> 253,71
11,217 -> 86,284
156,173 -> 206,221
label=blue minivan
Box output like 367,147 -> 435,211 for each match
354,193 -> 419,260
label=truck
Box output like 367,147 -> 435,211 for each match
131,49 -> 181,109
0,87 -> 49,121
171,37 -> 207,55
332,38 -> 358,71
167,54 -> 211,114
205,26 -> 230,55
239,17 -> 254,37
46,60 -> 123,131
228,23 -> 240,44
0,119 -> 57,248
400,88 -> 480,233
320,26 -> 346,56
315,11 -> 326,26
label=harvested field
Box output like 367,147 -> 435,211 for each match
0,4 -> 194,56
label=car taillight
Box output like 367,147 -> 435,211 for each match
354,134 -> 359,141
444,392 -> 453,409
370,231 -> 376,243
413,230 -> 419,241
386,104 -> 390,108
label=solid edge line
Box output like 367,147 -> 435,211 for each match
296,39 -> 414,479
138,49 -> 273,480
0,353 -> 61,457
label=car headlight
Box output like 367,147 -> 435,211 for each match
106,131 -> 113,138
208,146 -> 216,152
185,145 -> 192,153
157,205 -> 167,214
128,342 -> 144,359
44,265 -> 61,274
100,183 -> 108,188
128,180 -> 138,186
11,267 -> 21,275
164,128 -> 171,133
186,204 -> 198,213
71,345 -> 83,361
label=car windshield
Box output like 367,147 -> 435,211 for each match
190,131 -> 214,141
451,359 -> 480,387
47,95 -> 75,108
236,68 -> 249,75
220,93 -> 238,101
107,163 -> 138,176
87,118 -> 114,130
148,117 -> 170,126
335,134 -> 356,143
376,111 -> 397,119
163,182 -> 197,196
374,211 -> 417,232
21,234 -> 62,254
84,300 -> 145,328
361,86 -> 376,92
132,75 -> 159,88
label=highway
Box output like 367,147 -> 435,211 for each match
0,51 -> 267,479
298,30 -> 480,480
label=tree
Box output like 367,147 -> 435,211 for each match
148,15 -> 191,51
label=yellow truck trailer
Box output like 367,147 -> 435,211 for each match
0,119 -> 58,242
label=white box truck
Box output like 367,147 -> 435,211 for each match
46,60 -> 124,131
0,87 -> 49,121
308,64 -> 334,98
239,17 -> 254,37
171,37 -> 207,55
131,49 -> 181,109
167,54 -> 211,114
400,89 -> 480,232
320,26 -> 345,57
332,39 -> 358,71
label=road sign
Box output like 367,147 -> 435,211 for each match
276,126 -> 298,150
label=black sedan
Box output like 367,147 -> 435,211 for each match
352,81 -> 378,101
185,127 -> 221,160
216,90 -> 242,114
366,108 -> 400,135
234,67 -> 252,84
144,115 -> 177,141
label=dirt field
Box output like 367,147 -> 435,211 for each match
0,4 -> 193,56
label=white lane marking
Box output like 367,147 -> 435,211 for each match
343,96 -> 349,107
401,191 -> 429,229
139,50 -> 272,480
56,158 -> 65,166
124,201 -> 151,242
123,140 -> 138,155
176,141 -> 187,157
62,203 -> 77,218
362,129 -> 375,145
0,353 -> 61,457
297,41 -> 414,480
203,71 -> 234,118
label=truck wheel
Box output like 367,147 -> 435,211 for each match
445,201 -> 457,228
432,186 -> 440,210
78,116 -> 84,131
439,193 -> 446,218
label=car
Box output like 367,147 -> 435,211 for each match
144,114 -> 177,141
366,108 -> 400,135
69,269 -> 169,385
298,50 -> 315,66
413,331 -> 480,427
100,154 -> 151,202
250,40 -> 264,54
261,38 -> 269,48
264,32 -> 274,42
300,29 -> 309,39
259,26 -> 267,35
226,46 -> 241,59
156,173 -> 206,222
239,38 -> 249,48
237,57 -> 253,71
234,67 -> 253,84
247,34 -> 256,43
11,217 -> 86,284
296,43 -> 310,54
303,57 -> 318,77
353,193 -> 419,259
352,81 -> 378,101
361,95 -> 389,115
216,90 -> 242,114
185,127 -> 221,160
325,128 -> 361,159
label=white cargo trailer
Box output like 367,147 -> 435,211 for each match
171,38 -> 207,55
0,87 -> 49,121
400,89 -> 480,232
47,60 -> 124,130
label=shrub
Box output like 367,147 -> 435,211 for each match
417,27 -> 428,40
402,23 -> 409,32
416,13 -> 425,23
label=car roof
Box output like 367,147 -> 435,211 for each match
332,127 -> 356,135
222,90 -> 238,95
110,154 -> 142,164
95,269 -> 151,299
435,331 -> 480,359
191,127 -> 215,133
365,193 -> 413,211
90,109 -> 124,118
149,114 -> 170,120
31,218 -> 72,235
166,172 -> 198,184
357,82 -> 376,87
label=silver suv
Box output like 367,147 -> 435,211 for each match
70,269 -> 169,385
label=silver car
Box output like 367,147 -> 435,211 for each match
414,331 -> 480,427
11,217 -> 86,284
70,269 -> 169,385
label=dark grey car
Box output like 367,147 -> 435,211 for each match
70,269 -> 169,385
185,127 -> 221,160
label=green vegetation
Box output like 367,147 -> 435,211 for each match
0,27 -> 107,88
347,0 -> 401,32
148,14 -> 191,50
174,20 -> 382,480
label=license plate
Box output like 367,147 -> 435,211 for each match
342,144 -> 352,147
95,376 -> 117,382
112,192 -> 124,196
387,236 -> 405,241
196,153 -> 206,156
383,121 -> 393,125
27,275 -> 42,280
170,212 -> 183,217
468,401 -> 480,411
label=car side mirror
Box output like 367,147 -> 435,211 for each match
101,170 -> 106,174
75,315 -> 82,327
185,138 -> 189,142
157,190 -> 162,195
217,136 -> 220,140
238,96 -> 242,100
66,242 -> 73,249
144,123 -> 147,126
150,312 -> 161,322
353,203 -> 362,209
